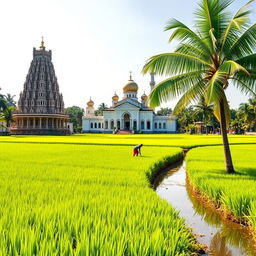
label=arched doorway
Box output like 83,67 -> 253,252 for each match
123,113 -> 131,130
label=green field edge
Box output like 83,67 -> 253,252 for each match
186,144 -> 256,238
0,140 -> 256,148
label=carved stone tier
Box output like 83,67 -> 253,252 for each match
11,114 -> 69,135
10,41 -> 69,135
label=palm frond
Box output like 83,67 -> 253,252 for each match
142,52 -> 211,76
165,18 -> 211,55
235,54 -> 256,70
219,60 -> 249,76
175,43 -> 210,61
173,81 -> 206,114
148,71 -> 204,108
205,70 -> 227,103
232,74 -> 256,97
226,23 -> 256,59
194,0 -> 233,47
220,0 -> 253,56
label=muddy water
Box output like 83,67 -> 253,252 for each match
156,161 -> 256,256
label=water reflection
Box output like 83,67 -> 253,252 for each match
156,162 -> 256,256
209,233 -> 232,256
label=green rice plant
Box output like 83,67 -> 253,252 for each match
186,145 -> 256,226
0,142 -> 197,255
0,134 -> 256,148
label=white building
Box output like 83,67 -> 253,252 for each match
82,74 -> 177,134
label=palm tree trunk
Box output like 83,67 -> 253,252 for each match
219,99 -> 235,173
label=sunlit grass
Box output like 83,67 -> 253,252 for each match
186,145 -> 256,228
0,133 -> 256,148
0,143 -> 197,255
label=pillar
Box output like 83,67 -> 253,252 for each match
46,118 -> 48,129
33,118 -> 36,129
27,118 -> 29,129
39,118 -> 42,129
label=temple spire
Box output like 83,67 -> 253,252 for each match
40,36 -> 45,50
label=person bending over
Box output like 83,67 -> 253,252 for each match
133,144 -> 143,156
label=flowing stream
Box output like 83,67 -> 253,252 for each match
156,160 -> 256,256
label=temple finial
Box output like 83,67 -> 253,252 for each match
40,36 -> 45,50
129,71 -> 132,80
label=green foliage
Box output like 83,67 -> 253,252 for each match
186,145 -> 256,223
230,97 -> 256,132
4,93 -> 16,107
94,103 -> 107,116
65,106 -> 84,132
0,142 -> 196,255
156,107 -> 172,116
0,92 -> 7,112
0,90 -> 16,130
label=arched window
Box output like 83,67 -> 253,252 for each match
147,121 -> 150,130
133,120 -> 137,130
154,123 -> 157,129
141,121 -> 145,130
111,120 -> 114,129
117,120 -> 120,129
159,123 -> 162,129
98,123 -> 101,129
94,122 -> 97,128
90,123 -> 93,129
163,123 -> 166,129
105,121 -> 108,129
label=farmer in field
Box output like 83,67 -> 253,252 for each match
133,144 -> 143,156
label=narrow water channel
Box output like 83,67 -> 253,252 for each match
156,161 -> 256,256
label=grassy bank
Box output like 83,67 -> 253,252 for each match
0,142 -> 197,255
186,145 -> 256,234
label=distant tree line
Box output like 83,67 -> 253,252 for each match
176,97 -> 256,134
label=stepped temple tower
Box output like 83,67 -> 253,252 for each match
10,39 -> 69,135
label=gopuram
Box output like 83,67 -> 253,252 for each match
10,39 -> 69,135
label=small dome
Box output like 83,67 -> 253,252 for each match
141,93 -> 148,101
112,93 -> 119,101
87,98 -> 94,107
123,79 -> 138,92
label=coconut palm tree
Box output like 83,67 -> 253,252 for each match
0,106 -> 15,133
193,96 -> 214,134
4,93 -> 16,107
0,91 -> 7,112
237,102 -> 254,130
143,0 -> 256,173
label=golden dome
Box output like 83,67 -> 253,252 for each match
87,98 -> 94,107
123,79 -> 138,92
112,92 -> 119,101
141,93 -> 148,101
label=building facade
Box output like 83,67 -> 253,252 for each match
10,40 -> 69,135
82,74 -> 177,133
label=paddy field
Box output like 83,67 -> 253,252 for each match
0,134 -> 255,255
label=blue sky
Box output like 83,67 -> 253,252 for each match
0,0 -> 255,110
